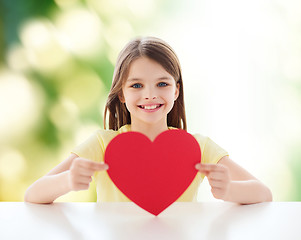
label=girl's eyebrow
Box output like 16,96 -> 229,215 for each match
127,77 -> 141,82
157,77 -> 173,81
127,76 -> 173,81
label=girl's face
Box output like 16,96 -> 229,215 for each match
121,57 -> 179,128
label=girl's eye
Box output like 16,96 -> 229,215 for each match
131,83 -> 142,88
158,82 -> 168,87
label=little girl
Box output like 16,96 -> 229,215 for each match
25,37 -> 272,204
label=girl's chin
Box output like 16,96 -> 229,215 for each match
131,117 -> 167,127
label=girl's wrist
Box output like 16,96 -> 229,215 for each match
62,170 -> 72,193
222,180 -> 233,202
222,180 -> 273,204
50,171 -> 73,197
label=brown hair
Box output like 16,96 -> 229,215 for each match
104,36 -> 187,130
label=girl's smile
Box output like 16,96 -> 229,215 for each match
138,103 -> 164,111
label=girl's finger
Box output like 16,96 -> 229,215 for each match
76,158 -> 108,171
208,179 -> 224,188
77,168 -> 96,177
77,176 -> 93,184
208,172 -> 226,181
95,163 -> 109,171
195,163 -> 214,175
199,163 -> 217,172
197,163 -> 225,173
76,183 -> 90,190
196,168 -> 210,175
211,188 -> 224,199
86,162 -> 109,171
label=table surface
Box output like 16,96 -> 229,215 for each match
0,202 -> 301,240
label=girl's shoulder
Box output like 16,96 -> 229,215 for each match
191,132 -> 228,163
191,132 -> 208,143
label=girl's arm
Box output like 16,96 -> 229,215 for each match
24,153 -> 108,204
196,156 -> 272,204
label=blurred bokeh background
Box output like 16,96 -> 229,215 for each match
0,0 -> 300,202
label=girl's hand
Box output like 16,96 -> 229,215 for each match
195,163 -> 231,200
68,158 -> 109,191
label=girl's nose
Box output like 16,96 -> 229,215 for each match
145,96 -> 157,100
144,87 -> 157,100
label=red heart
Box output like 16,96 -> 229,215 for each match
104,129 -> 201,216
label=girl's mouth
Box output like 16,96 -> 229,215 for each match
138,104 -> 163,110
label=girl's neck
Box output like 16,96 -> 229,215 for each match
130,121 -> 168,141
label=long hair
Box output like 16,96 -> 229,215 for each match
104,36 -> 187,130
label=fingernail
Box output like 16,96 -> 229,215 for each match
195,163 -> 201,169
104,164 -> 109,170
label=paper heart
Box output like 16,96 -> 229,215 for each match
104,129 -> 201,216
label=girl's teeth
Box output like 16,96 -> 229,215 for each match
144,105 -> 159,110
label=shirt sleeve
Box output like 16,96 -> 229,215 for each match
193,134 -> 229,165
71,131 -> 104,163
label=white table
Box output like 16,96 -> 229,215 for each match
0,202 -> 300,240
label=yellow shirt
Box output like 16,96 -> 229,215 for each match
71,125 -> 228,202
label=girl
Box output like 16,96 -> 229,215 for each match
24,37 -> 272,204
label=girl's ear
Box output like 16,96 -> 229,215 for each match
118,92 -> 125,103
174,83 -> 180,101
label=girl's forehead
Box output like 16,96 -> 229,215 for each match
127,57 -> 171,78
